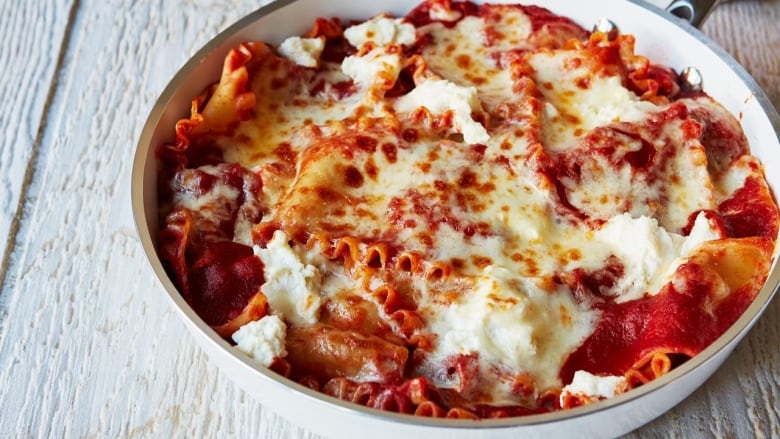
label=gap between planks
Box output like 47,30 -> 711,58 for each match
0,0 -> 83,293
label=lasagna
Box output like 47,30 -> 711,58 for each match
156,0 -> 779,418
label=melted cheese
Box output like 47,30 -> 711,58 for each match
172,164 -> 259,245
429,2 -> 462,21
342,47 -> 401,87
530,50 -> 658,151
417,17 -> 518,113
424,266 -> 598,400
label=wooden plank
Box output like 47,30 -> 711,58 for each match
0,0 -> 76,288
0,0 -> 287,437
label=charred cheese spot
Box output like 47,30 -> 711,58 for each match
343,165 -> 364,188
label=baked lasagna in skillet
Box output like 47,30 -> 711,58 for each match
156,0 -> 779,418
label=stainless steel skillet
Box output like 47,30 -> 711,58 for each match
131,1 -> 780,437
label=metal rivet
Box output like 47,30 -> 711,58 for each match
593,18 -> 619,40
680,66 -> 703,91
667,0 -> 695,23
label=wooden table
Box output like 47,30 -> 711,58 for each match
1,1 -> 778,437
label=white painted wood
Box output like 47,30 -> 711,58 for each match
0,0 -> 75,282
0,1 -> 778,438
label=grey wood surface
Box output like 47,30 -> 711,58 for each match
1,1 -> 777,437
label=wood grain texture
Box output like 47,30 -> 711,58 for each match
0,0 -> 76,287
0,0 -> 285,437
0,1 -> 778,438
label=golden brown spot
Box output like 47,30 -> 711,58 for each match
523,258 -> 539,276
311,186 -> 341,201
402,128 -> 418,143
458,170 -> 478,188
534,276 -> 556,293
450,258 -> 466,270
364,159 -> 378,180
559,304 -> 572,327
478,182 -> 496,193
488,293 -> 518,307
564,113 -> 581,125
381,142 -> 398,163
456,54 -> 471,69
471,255 -> 493,269
565,57 -> 583,69
435,290 -> 461,306
274,143 -> 296,165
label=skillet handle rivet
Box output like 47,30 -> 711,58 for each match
593,18 -> 619,40
680,66 -> 703,91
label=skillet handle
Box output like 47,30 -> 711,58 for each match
656,0 -> 722,28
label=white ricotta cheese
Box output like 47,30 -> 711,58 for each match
595,214 -> 682,302
344,16 -> 416,48
424,266 -> 599,397
595,212 -> 724,303
680,212 -> 723,255
254,230 -> 322,325
395,78 -> 489,144
278,36 -> 325,68
341,47 -> 401,87
232,315 -> 287,367
560,370 -> 625,403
